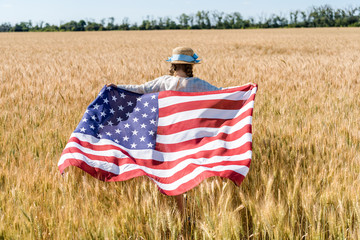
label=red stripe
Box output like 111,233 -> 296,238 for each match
157,107 -> 253,135
158,84 -> 256,98
59,159 -> 247,195
159,99 -> 246,118
156,124 -> 251,152
61,139 -> 252,169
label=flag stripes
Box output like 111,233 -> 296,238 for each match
158,99 -> 246,117
156,116 -> 252,144
58,83 -> 257,195
60,142 -> 252,169
156,110 -> 254,136
156,124 -> 252,152
59,132 -> 253,162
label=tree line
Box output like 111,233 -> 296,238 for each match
1,5 -> 359,32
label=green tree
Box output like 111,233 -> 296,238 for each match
202,11 -> 211,29
178,13 -> 190,29
107,17 -> 115,30
0,23 -> 11,32
13,21 -> 31,32
212,11 -> 224,29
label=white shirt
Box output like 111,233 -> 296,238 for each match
117,75 -> 222,93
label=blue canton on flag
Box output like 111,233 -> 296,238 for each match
74,86 -> 159,149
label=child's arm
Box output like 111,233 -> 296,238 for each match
107,77 -> 165,94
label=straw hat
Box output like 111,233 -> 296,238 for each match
166,47 -> 201,64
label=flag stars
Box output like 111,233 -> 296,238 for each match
106,86 -> 111,90
80,90 -> 160,150
85,109 -> 89,113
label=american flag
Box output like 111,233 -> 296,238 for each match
58,83 -> 258,195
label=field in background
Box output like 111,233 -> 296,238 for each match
0,28 -> 359,239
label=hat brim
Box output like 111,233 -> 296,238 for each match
167,60 -> 201,65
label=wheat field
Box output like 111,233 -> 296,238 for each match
0,28 -> 359,239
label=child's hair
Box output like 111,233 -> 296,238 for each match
169,64 -> 193,77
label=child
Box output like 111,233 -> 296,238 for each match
112,46 -> 222,93
108,46 -> 223,217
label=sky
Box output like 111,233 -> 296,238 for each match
0,0 -> 359,25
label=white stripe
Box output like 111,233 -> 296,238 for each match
158,89 -> 255,108
58,132 -> 252,165
151,165 -> 249,191
156,116 -> 252,144
158,100 -> 254,127
59,150 -> 251,178
158,109 -> 239,126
